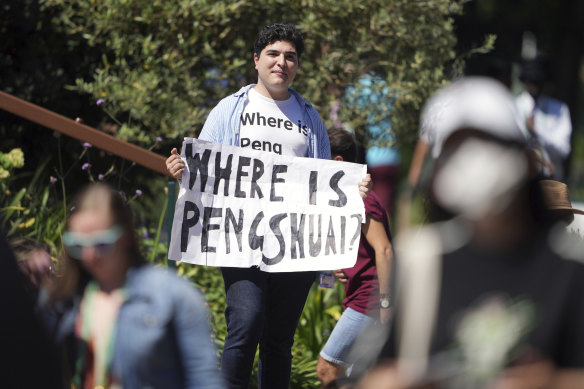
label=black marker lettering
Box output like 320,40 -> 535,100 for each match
340,216 -> 346,254
185,144 -> 211,192
181,201 -> 200,252
225,208 -> 244,254
262,213 -> 287,265
270,164 -> 287,202
308,214 -> 322,257
235,156 -> 251,198
328,170 -> 347,207
325,216 -> 336,255
249,211 -> 265,250
308,171 -> 318,205
213,152 -> 233,196
201,207 -> 222,253
250,159 -> 264,199
290,213 -> 305,259
349,214 -> 363,250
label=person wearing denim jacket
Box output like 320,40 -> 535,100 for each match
55,264 -> 223,389
47,184 -> 224,389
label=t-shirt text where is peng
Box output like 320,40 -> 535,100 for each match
239,88 -> 309,157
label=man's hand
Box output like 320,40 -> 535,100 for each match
166,148 -> 185,179
333,269 -> 348,284
359,173 -> 372,199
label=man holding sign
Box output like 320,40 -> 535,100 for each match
166,23 -> 371,389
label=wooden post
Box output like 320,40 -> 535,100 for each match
0,91 -> 171,177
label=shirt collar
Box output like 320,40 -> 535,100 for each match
233,84 -> 312,108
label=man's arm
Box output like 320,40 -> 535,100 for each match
362,214 -> 393,324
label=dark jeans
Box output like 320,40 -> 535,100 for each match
220,267 -> 316,389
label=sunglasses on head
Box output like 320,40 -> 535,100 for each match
63,225 -> 124,260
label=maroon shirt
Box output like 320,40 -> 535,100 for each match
342,191 -> 392,315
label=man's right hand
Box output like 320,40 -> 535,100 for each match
166,148 -> 185,179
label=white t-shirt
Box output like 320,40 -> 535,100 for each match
239,88 -> 309,157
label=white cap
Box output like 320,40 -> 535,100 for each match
421,76 -> 526,158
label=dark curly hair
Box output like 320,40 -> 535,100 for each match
253,23 -> 305,59
328,128 -> 357,163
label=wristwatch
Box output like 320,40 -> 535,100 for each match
380,293 -> 391,309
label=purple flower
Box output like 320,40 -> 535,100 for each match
135,189 -> 143,196
82,142 -> 92,148
156,136 -> 162,143
49,176 -> 58,184
98,174 -> 105,181
96,98 -> 105,106
81,163 -> 91,171
70,206 -> 76,212
142,230 -> 149,239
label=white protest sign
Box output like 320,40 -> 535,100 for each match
168,138 -> 366,272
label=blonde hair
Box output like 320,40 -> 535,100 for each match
48,184 -> 145,302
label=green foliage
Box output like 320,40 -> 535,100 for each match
0,138 -> 169,258
0,149 -> 66,248
296,282 -> 345,358
290,282 -> 345,388
39,0 -> 468,153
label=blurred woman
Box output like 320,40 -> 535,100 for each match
48,184 -> 224,389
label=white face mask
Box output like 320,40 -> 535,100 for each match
433,138 -> 528,220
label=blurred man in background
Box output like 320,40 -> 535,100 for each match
515,56 -> 572,181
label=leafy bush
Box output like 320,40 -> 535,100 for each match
39,0 -> 468,155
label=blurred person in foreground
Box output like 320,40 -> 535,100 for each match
364,77 -> 584,389
316,128 -> 393,387
47,183 -> 224,389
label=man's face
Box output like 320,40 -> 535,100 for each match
254,40 -> 298,100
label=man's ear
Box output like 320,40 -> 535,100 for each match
254,52 -> 259,69
333,155 -> 344,162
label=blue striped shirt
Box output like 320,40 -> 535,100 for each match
198,84 -> 331,160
